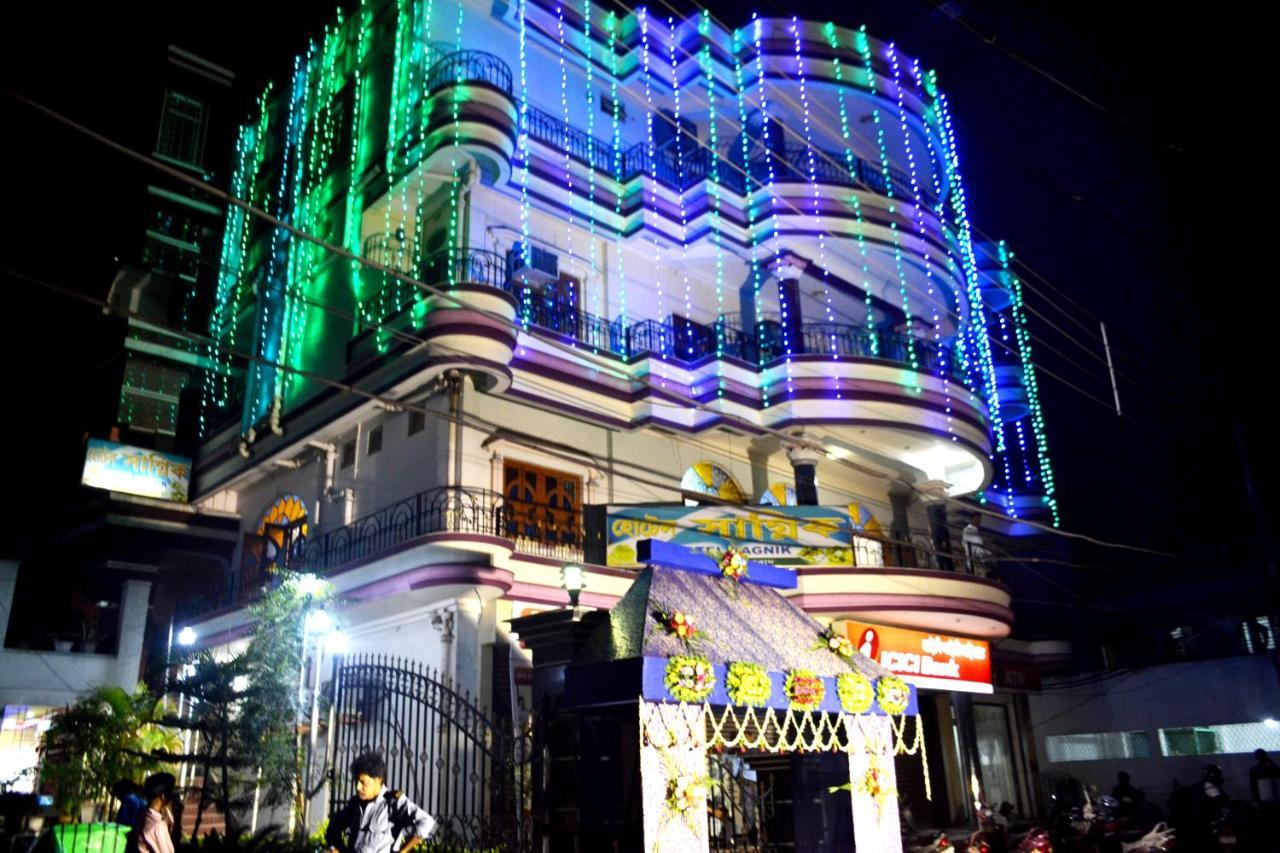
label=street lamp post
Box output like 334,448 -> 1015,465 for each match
561,563 -> 586,621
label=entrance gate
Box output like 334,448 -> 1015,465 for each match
329,654 -> 532,851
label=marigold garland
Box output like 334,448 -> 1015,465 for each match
877,675 -> 910,715
836,672 -> 875,714
725,661 -> 772,707
664,654 -> 716,703
784,669 -> 826,710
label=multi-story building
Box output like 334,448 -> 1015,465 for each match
169,0 -> 1067,835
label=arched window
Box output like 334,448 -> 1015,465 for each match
256,494 -> 309,569
680,462 -> 746,504
758,483 -> 797,506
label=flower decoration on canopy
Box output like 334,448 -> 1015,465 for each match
877,675 -> 911,715
652,604 -> 706,648
725,661 -> 772,707
717,546 -> 748,582
836,672 -> 876,714
665,655 -> 716,703
813,625 -> 855,659
784,669 -> 826,711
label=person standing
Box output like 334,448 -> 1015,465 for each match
137,774 -> 176,853
1251,749 -> 1280,827
111,780 -> 146,829
326,752 -> 436,853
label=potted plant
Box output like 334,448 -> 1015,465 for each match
52,636 -> 74,653
79,619 -> 99,654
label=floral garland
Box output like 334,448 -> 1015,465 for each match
725,661 -> 772,707
717,546 -> 748,581
877,675 -> 910,715
812,625 -> 854,659
665,654 -> 716,703
784,669 -> 826,710
652,604 -> 706,648
835,672 -> 875,714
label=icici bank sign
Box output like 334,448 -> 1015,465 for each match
834,620 -> 994,694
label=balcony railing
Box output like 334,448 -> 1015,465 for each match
425,50 -> 513,95
358,245 -> 967,381
178,486 -> 586,621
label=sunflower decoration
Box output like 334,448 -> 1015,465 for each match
836,672 -> 876,714
876,675 -> 911,715
652,604 -> 707,649
725,661 -> 772,707
784,669 -> 826,711
665,654 -> 716,703
812,625 -> 855,659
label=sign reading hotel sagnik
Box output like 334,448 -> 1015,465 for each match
836,620 -> 993,694
606,505 -> 853,567
81,439 -> 192,503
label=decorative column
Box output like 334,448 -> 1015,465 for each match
639,701 -> 710,853
771,254 -> 806,358
845,714 -> 904,853
786,436 -> 823,506
114,579 -> 153,689
918,480 -> 953,572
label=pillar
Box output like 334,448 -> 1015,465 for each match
919,480 -> 953,572
786,437 -> 823,506
0,560 -> 17,644
115,579 -> 152,689
771,254 -> 806,358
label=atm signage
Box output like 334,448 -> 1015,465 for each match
835,620 -> 993,694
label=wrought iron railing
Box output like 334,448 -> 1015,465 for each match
425,49 -> 514,95
182,487 -> 585,620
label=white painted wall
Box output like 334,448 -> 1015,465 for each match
1028,656 -> 1280,806
0,562 -> 153,707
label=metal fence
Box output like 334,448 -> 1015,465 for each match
329,654 -> 532,851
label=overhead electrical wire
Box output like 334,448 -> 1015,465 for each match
0,84 -> 1175,556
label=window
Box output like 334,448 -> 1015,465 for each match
340,440 -> 356,469
600,92 -> 627,121
408,410 -> 425,436
367,425 -> 383,456
1044,731 -> 1151,763
1243,616 -> 1275,653
1158,723 -> 1280,756
502,459 -> 583,547
155,91 -> 207,168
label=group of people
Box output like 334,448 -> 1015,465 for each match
111,774 -> 178,853
110,752 -> 434,853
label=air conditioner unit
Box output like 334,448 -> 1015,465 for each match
506,242 -> 559,286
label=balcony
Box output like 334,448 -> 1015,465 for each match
787,529 -> 1015,638
177,486 -> 584,622
356,245 -> 967,383
399,50 -> 936,207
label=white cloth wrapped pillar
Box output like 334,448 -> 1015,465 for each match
639,701 -> 710,853
845,713 -> 904,853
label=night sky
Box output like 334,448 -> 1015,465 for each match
1,2 -> 1272,601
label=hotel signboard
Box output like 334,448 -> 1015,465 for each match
81,439 -> 192,503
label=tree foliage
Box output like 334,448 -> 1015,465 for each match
38,685 -> 180,814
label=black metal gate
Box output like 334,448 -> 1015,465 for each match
329,654 -> 532,851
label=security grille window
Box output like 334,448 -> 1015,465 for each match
408,410 -> 425,436
1158,722 -> 1280,756
155,91 -> 208,169
1044,731 -> 1151,763
367,425 -> 384,456
502,459 -> 582,547
340,440 -> 356,469
1242,616 -> 1276,653
853,536 -> 884,567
